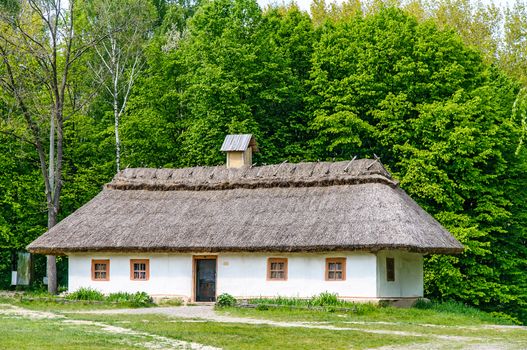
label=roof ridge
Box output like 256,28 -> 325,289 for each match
107,159 -> 399,192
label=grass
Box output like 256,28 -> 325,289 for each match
0,296 -> 153,312
1,293 -> 525,349
3,307 -> 525,350
72,313 -> 427,350
0,315 -> 145,350
247,292 -> 361,309
157,297 -> 184,307
0,288 -> 155,311
223,298 -> 515,326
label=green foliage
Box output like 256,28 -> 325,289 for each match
248,293 -> 378,314
215,293 -> 237,308
66,289 -> 154,306
414,299 -> 521,325
106,292 -> 153,307
310,292 -> 339,306
67,288 -> 105,301
307,7 -> 527,324
158,297 -> 184,306
0,0 -> 525,325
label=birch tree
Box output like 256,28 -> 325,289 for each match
0,0 -> 90,293
85,0 -> 155,172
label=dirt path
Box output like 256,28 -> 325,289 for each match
0,304 -> 219,350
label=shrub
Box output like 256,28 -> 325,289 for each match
127,292 -> 153,307
66,289 -> 153,306
311,292 -> 339,306
107,291 -> 153,307
246,293 -> 379,314
413,298 -> 432,309
105,292 -> 131,303
158,297 -> 184,306
66,287 -> 104,301
216,293 -> 236,307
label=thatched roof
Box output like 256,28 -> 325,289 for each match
27,159 -> 463,255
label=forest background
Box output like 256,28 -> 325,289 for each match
0,0 -> 526,324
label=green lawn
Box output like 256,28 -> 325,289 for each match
216,301 -> 514,326
1,296 -> 526,350
0,315 -> 145,350
71,313 -> 427,350
0,296 -> 154,312
217,306 -> 527,340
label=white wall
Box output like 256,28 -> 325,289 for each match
68,254 -> 192,297
376,250 -> 423,298
69,251 -> 422,300
217,252 -> 377,299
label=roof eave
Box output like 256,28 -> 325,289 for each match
27,244 -> 464,256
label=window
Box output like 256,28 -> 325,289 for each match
130,259 -> 150,281
91,259 -> 109,281
326,258 -> 346,281
267,258 -> 287,280
386,257 -> 395,282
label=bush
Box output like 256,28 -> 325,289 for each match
106,292 -> 153,307
216,293 -> 236,307
66,287 -> 105,301
158,297 -> 184,306
311,292 -> 339,306
66,289 -> 153,307
105,292 -> 131,303
413,298 -> 432,309
127,292 -> 153,307
246,293 -> 379,314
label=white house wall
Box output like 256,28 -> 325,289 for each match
68,252 -> 378,299
68,254 -> 192,298
217,253 -> 377,299
376,250 -> 423,298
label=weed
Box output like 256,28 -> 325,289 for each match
216,293 -> 236,308
66,288 -> 105,301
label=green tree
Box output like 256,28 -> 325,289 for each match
143,0 -> 315,166
309,7 -> 527,323
0,0 -> 93,293
502,0 -> 527,86
83,0 -> 156,172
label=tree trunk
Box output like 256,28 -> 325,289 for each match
46,201 -> 58,294
114,104 -> 121,173
46,255 -> 57,294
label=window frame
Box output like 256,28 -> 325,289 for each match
130,259 -> 150,281
91,259 -> 110,281
267,258 -> 288,281
386,257 -> 395,282
325,258 -> 346,281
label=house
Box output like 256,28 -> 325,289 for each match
27,135 -> 463,302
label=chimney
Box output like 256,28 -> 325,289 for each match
220,134 -> 258,169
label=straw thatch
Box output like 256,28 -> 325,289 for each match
27,159 -> 463,255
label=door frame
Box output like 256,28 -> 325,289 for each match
192,255 -> 218,302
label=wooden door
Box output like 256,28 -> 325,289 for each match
195,258 -> 217,302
